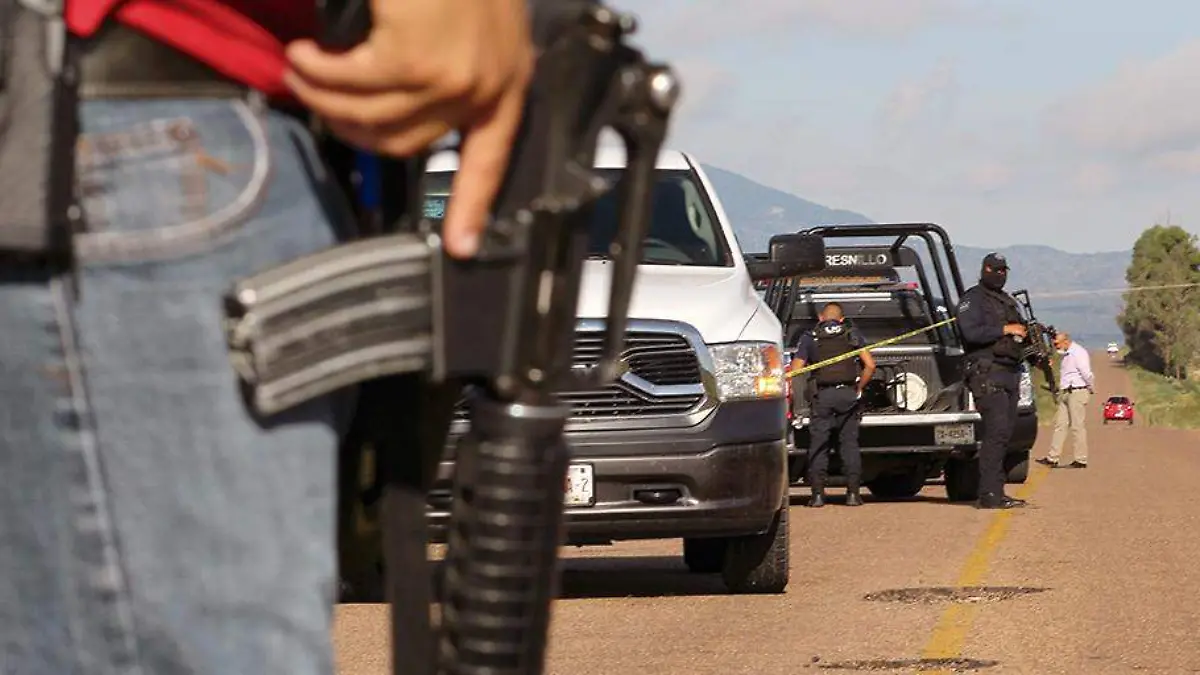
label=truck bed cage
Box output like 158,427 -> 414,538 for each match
762,223 -> 968,347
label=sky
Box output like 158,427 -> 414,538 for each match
618,0 -> 1200,253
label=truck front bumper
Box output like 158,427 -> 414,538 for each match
788,407 -> 1038,456
426,399 -> 788,545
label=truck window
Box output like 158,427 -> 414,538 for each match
422,168 -> 733,267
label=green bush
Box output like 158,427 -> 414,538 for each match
1030,365 -> 1057,424
1126,365 -> 1200,429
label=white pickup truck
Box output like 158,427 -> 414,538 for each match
420,146 -> 814,593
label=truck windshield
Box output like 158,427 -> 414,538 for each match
422,168 -> 733,267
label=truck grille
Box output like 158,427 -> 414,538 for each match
573,331 -> 702,385
453,330 -> 704,420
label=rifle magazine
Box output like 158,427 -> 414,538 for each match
223,232 -> 436,416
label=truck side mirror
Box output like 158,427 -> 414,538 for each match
769,233 -> 826,272
745,233 -> 826,282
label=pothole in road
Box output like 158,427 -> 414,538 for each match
807,657 -> 1000,672
862,586 -> 1047,604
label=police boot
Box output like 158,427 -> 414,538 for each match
975,492 -> 1027,509
845,484 -> 864,507
808,486 -> 826,508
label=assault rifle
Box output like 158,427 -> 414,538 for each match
221,2 -> 679,674
1011,289 -> 1059,394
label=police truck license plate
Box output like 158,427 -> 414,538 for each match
934,423 -> 975,446
565,464 -> 595,507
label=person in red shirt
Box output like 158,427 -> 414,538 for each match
0,1 -> 531,673
66,0 -> 530,257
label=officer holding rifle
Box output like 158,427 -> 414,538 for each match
2,1 -> 533,673
956,253 -> 1030,510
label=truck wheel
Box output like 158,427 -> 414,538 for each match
944,457 -> 980,502
1005,450 -> 1030,484
720,502 -> 790,594
866,471 -> 925,500
683,538 -> 727,574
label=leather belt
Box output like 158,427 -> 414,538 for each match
77,24 -> 250,100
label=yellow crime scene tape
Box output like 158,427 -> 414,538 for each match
785,317 -> 959,379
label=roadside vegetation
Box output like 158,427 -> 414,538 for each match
1031,365 -> 1057,423
1125,364 -> 1200,429
1116,224 -> 1200,428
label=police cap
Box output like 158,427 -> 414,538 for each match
982,252 -> 1008,271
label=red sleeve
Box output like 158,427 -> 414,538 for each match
67,1 -> 316,100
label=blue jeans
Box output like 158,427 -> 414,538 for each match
0,96 -> 356,674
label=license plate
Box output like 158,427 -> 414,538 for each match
934,423 -> 975,446
565,464 -> 595,507
1115,411 -> 1124,417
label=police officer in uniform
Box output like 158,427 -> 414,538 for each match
793,302 -> 877,507
956,253 -> 1029,509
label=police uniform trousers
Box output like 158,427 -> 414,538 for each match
807,383 -> 863,490
969,366 -> 1020,498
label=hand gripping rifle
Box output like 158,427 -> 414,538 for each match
1011,289 -> 1059,395
221,2 -> 679,674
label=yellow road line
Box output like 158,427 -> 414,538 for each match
917,464 -> 1052,674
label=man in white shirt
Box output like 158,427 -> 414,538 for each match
1037,332 -> 1094,468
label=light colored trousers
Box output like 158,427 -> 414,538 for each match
1048,388 -> 1090,463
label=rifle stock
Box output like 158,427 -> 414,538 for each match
221,2 -> 680,674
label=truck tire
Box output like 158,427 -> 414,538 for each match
683,538 -> 727,574
944,457 -> 980,502
866,470 -> 925,500
720,502 -> 790,594
1005,450 -> 1030,484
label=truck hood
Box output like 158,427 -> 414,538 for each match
573,261 -> 757,344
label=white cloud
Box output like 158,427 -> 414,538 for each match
1069,162 -> 1120,195
668,58 -> 739,124
1147,148 -> 1200,175
1046,40 -> 1200,163
628,0 -> 982,52
772,0 -> 968,35
879,60 -> 959,131
963,162 -> 1012,193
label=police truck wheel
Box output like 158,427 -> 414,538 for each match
866,471 -> 925,500
1004,450 -> 1030,484
721,502 -> 790,594
944,457 -> 980,502
683,538 -> 727,574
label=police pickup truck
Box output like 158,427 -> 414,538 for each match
756,224 -> 1038,501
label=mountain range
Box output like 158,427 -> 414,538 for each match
702,164 -> 1129,347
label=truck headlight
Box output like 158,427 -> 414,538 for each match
1018,366 -> 1034,407
709,342 -> 785,401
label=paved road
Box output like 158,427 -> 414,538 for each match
334,354 -> 1200,674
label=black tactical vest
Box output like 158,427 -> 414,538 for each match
811,320 -> 858,385
984,288 -> 1024,365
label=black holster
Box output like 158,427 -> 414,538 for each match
962,355 -> 1001,397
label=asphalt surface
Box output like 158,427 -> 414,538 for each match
334,354 -> 1200,674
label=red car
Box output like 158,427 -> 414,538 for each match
1103,395 -> 1135,424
